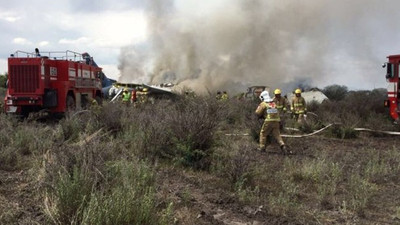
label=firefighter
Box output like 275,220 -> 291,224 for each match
216,91 -> 222,100
255,91 -> 289,154
90,96 -> 101,111
131,88 -> 137,103
291,88 -> 307,125
122,88 -> 131,105
91,97 -> 98,106
221,91 -> 229,100
273,89 -> 289,130
138,88 -> 148,104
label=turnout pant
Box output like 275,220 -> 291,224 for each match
259,121 -> 285,150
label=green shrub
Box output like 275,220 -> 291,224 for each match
0,146 -> 20,171
328,124 -> 358,139
345,173 -> 378,214
60,117 -> 85,142
268,175 -> 300,217
44,141 -> 172,225
212,142 -> 255,187
364,113 -> 396,135
234,177 -> 260,204
268,159 -> 302,217
362,148 -> 400,182
97,102 -> 125,132
50,166 -> 93,224
128,97 -> 223,170
80,161 -> 167,225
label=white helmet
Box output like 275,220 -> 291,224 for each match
259,91 -> 272,102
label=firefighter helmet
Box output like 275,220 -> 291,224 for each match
143,88 -> 148,92
295,88 -> 302,94
274,89 -> 281,95
124,88 -> 128,91
260,91 -> 272,102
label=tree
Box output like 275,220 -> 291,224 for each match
0,73 -> 7,88
323,84 -> 348,101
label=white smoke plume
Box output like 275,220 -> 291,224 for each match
118,0 -> 399,94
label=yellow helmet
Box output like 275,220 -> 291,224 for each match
143,88 -> 148,92
124,88 -> 128,91
274,89 -> 281,95
295,88 -> 302,94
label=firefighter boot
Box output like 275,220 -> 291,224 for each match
280,145 -> 287,155
280,145 -> 292,155
256,146 -> 266,152
281,145 -> 293,155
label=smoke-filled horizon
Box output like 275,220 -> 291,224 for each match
118,0 -> 400,94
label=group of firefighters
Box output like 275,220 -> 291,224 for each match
120,87 -> 149,106
115,85 -> 306,155
216,91 -> 229,100
255,88 -> 307,155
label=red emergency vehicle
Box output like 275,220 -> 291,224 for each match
384,54 -> 400,123
4,50 -> 103,116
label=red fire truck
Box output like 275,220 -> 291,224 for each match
384,54 -> 400,123
4,50 -> 103,116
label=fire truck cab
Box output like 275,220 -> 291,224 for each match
384,54 -> 400,123
4,50 -> 103,116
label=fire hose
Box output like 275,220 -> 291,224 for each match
226,109 -> 400,138
225,124 -> 400,137
281,124 -> 334,138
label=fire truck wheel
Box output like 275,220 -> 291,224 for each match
66,95 -> 76,111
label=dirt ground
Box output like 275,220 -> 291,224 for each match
1,133 -> 400,224
156,134 -> 400,225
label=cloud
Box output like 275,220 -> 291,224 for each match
0,12 -> 21,22
59,37 -> 91,45
0,59 -> 7,74
38,41 -> 49,47
56,10 -> 147,48
12,37 -> 32,45
4,16 -> 20,22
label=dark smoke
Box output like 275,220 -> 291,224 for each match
118,0 -> 399,94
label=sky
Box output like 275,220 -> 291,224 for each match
2,0 -> 400,93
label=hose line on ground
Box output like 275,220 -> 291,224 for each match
225,124 -> 400,137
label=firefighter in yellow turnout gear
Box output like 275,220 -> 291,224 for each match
255,91 -> 289,154
273,89 -> 289,130
291,88 -> 307,125
122,88 -> 131,105
221,91 -> 229,100
138,88 -> 149,104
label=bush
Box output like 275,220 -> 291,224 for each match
0,74 -> 7,88
0,115 -> 55,170
269,161 -> 301,217
345,174 -> 377,214
0,146 -> 19,171
96,102 -> 126,132
127,97 -> 223,169
323,85 -> 348,101
44,137 -> 172,225
212,141 -> 255,188
168,97 -> 223,169
328,124 -> 358,139
80,161 -> 170,225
